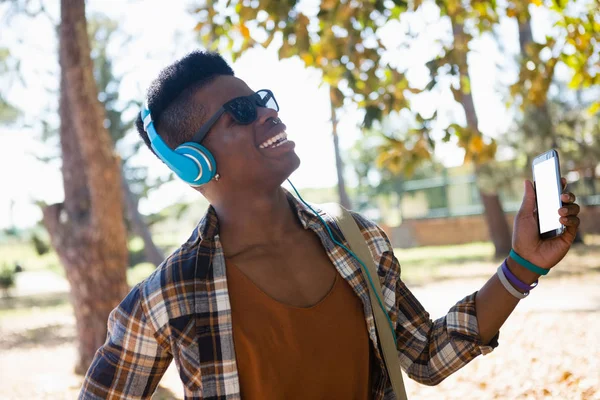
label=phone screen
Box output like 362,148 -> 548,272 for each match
533,157 -> 562,234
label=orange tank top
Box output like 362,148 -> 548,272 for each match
226,262 -> 372,399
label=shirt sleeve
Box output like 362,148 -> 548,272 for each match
348,211 -> 499,386
393,270 -> 499,385
381,244 -> 500,386
79,284 -> 173,399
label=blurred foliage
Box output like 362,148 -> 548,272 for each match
188,0 -> 521,176
373,113 -> 436,176
190,0 -> 599,175
507,0 -> 599,113
349,127 -> 445,212
190,0 -> 414,115
509,84 -> 600,175
502,0 -> 600,189
0,47 -> 21,124
189,0 -> 440,177
551,93 -> 600,173
417,0 -> 500,165
0,264 -> 17,295
128,247 -> 147,268
126,262 -> 157,287
30,232 -> 50,256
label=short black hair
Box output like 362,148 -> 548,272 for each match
136,50 -> 234,153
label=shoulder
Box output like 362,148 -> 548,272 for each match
136,241 -> 206,333
348,211 -> 393,254
318,204 -> 394,259
319,205 -> 401,286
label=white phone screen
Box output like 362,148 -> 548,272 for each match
533,158 -> 562,234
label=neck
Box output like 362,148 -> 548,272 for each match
211,187 -> 302,257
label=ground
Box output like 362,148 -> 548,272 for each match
1,241 -> 599,400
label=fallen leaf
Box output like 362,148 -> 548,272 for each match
560,371 -> 573,382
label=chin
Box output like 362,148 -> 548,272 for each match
282,153 -> 301,181
264,154 -> 301,189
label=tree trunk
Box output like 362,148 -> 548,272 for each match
121,169 -> 165,266
449,16 -> 512,257
42,0 -> 129,375
330,89 -> 352,209
479,191 -> 513,257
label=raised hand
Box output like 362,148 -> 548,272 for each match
511,178 -> 580,270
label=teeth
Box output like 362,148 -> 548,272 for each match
259,132 -> 288,149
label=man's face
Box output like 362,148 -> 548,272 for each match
194,76 -> 300,193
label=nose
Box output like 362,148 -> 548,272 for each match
256,106 -> 279,126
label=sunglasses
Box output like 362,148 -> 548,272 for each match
191,89 -> 279,144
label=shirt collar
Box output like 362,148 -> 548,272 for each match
184,189 -> 325,247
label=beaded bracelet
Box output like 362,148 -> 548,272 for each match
501,259 -> 538,293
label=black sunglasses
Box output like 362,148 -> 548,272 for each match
191,89 -> 279,143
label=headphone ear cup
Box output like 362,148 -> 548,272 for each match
174,142 -> 216,186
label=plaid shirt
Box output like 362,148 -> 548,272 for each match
80,192 -> 497,399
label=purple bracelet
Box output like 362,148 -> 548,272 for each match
502,259 -> 538,292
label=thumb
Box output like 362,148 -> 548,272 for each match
518,180 -> 536,216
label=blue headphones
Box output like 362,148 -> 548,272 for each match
140,103 -> 217,186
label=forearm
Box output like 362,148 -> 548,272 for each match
475,257 -> 539,344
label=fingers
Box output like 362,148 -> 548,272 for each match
559,203 -> 580,217
559,203 -> 580,239
560,215 -> 580,227
556,179 -> 579,243
561,214 -> 581,244
561,192 -> 576,204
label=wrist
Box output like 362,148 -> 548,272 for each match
506,256 -> 540,285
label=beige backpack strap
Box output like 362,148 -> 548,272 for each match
334,206 -> 408,400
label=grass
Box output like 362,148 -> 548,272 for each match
0,238 -> 167,284
0,262 -> 158,319
394,241 -> 496,283
0,293 -> 72,319
0,240 -> 63,276
395,241 -> 494,266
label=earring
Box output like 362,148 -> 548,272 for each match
214,173 -> 220,182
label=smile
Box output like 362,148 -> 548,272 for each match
258,131 -> 289,149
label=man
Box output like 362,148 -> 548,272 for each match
79,51 -> 581,399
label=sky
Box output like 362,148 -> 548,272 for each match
0,0 -> 554,229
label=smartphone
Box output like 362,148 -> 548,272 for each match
532,149 -> 565,239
